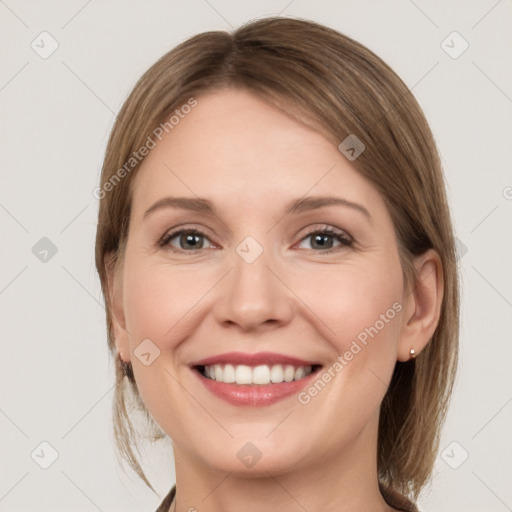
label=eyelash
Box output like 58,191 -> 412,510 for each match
158,225 -> 354,254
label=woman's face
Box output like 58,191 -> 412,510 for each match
112,88 -> 413,475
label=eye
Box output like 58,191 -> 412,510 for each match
296,226 -> 353,252
159,228 -> 215,252
158,225 -> 353,254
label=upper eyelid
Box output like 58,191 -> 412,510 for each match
160,226 -> 216,246
293,223 -> 353,243
296,226 -> 354,249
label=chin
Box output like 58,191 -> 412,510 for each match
194,435 -> 312,477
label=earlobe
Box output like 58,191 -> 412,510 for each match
397,249 -> 444,362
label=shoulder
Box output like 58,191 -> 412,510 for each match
379,483 -> 419,512
154,485 -> 176,512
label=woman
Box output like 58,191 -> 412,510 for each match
95,17 -> 459,512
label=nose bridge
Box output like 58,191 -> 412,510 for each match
214,235 -> 293,331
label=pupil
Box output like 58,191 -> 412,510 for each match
313,233 -> 332,249
182,233 -> 202,249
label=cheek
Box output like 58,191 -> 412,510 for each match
292,257 -> 404,353
121,258 -> 211,427
123,258 -> 215,343
291,258 -> 405,419
288,260 -> 404,437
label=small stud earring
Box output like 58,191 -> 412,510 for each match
409,348 -> 416,360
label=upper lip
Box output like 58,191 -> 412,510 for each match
190,351 -> 321,367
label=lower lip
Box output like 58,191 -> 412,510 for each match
192,367 -> 320,407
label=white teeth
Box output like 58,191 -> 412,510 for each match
235,365 -> 252,385
294,367 -> 306,380
223,364 -> 236,383
203,363 -> 314,385
283,365 -> 295,382
270,364 -> 283,383
253,365 -> 271,384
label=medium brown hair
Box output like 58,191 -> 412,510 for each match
95,16 -> 459,500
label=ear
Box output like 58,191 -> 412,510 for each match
105,251 -> 131,363
397,249 -> 444,362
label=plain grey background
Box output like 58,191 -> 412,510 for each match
1,1 -> 511,511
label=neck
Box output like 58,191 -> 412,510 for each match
169,412 -> 396,512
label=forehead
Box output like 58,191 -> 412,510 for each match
129,88 -> 383,219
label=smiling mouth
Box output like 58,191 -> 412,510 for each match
194,363 -> 323,385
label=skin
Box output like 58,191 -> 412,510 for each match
107,88 -> 443,512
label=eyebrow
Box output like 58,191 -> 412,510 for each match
143,195 -> 371,221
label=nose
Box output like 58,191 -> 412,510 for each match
213,245 -> 294,333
